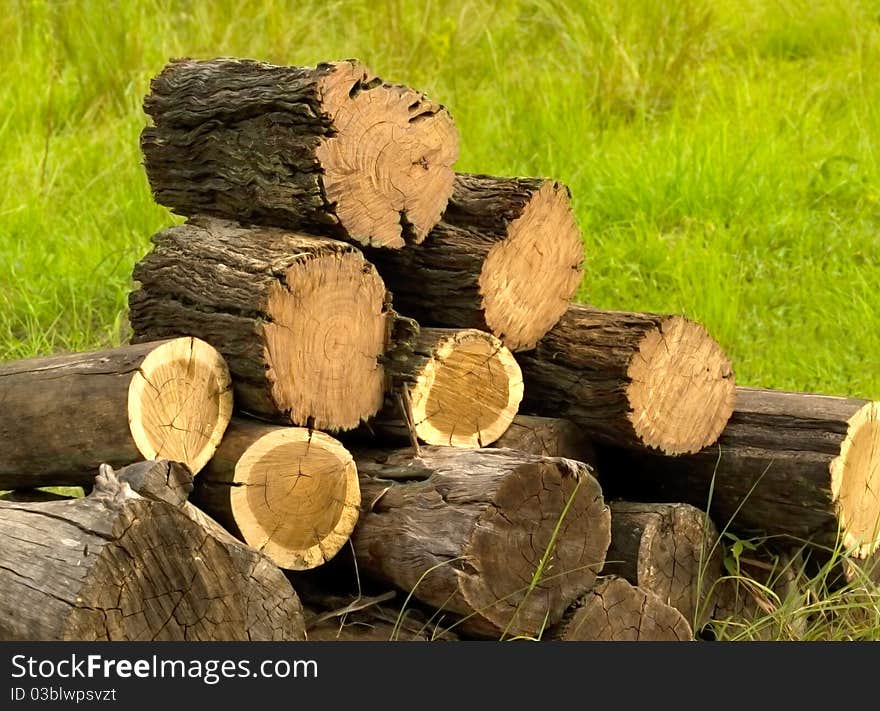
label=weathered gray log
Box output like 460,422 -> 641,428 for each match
350,447 -> 611,639
604,502 -> 722,629
373,327 -> 523,447
548,576 -> 693,641
193,418 -> 360,571
0,338 -> 231,486
129,217 -> 392,431
366,173 -> 583,350
599,387 -> 880,559
0,465 -> 305,640
491,415 -> 595,463
519,304 -> 736,455
141,58 -> 458,249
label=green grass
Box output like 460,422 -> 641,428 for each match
3,0 -> 880,639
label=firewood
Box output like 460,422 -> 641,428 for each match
129,217 -> 393,430
0,464 -> 305,640
519,304 -> 736,454
350,447 -> 610,639
604,502 -> 722,629
376,327 -> 523,447
599,387 -> 880,559
192,418 -> 360,570
548,576 -> 693,641
367,174 -> 583,350
0,337 -> 231,486
491,415 -> 595,463
141,58 -> 458,249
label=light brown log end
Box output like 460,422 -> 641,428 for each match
409,329 -> 523,447
227,427 -> 360,570
831,401 -> 880,558
264,248 -> 388,430
315,61 -> 459,249
626,316 -> 735,454
127,337 -> 232,475
478,180 -> 583,351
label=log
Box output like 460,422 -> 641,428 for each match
599,387 -> 880,559
192,418 -> 360,570
366,173 -> 583,351
548,577 -> 693,641
0,337 -> 231,486
350,447 -> 611,638
0,464 -> 305,640
491,415 -> 595,463
129,216 -> 392,430
518,304 -> 736,454
141,58 -> 458,249
604,502 -> 722,629
376,327 -> 523,447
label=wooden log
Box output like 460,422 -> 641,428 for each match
548,576 -> 693,641
599,387 -> 880,559
141,58 -> 458,249
518,304 -> 736,455
0,464 -> 305,640
491,415 -> 595,463
129,216 -> 392,430
375,327 -> 523,447
351,447 -> 611,639
0,337 -> 231,486
366,173 -> 583,351
192,418 -> 360,570
604,502 -> 722,629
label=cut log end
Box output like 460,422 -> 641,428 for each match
479,180 -> 584,351
551,577 -> 693,641
127,337 -> 232,475
409,330 -> 523,447
264,249 -> 388,430
230,428 -> 360,570
626,316 -> 735,454
315,62 -> 459,249
831,401 -> 880,558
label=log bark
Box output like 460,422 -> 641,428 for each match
193,418 -> 360,570
491,415 -> 595,463
548,576 -> 693,641
350,447 -> 611,639
374,327 -> 523,447
141,58 -> 458,249
366,173 -> 584,351
599,387 -> 880,559
0,465 -> 305,640
518,304 -> 736,454
604,502 -> 722,629
129,216 -> 392,430
0,337 -> 231,486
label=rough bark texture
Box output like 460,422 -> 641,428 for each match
0,466 -> 305,640
604,502 -> 722,629
367,173 -> 584,351
373,327 -> 523,447
491,415 -> 595,464
141,58 -> 458,249
115,459 -> 194,507
350,447 -> 611,639
548,577 -> 693,641
598,387 -> 880,558
193,418 -> 360,570
0,338 -> 231,486
303,595 -> 457,641
519,304 -> 736,455
129,216 -> 390,430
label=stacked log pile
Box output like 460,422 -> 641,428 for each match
2,55 -> 879,643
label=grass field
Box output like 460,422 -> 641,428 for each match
3,0 -> 880,639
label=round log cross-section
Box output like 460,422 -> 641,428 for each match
141,58 -> 459,249
194,419 -> 360,570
